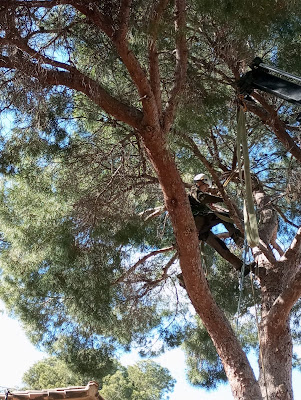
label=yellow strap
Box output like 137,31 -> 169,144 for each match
237,106 -> 259,248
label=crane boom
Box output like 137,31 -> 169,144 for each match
238,57 -> 301,105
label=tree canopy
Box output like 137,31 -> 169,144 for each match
0,1 -> 300,399
22,357 -> 175,400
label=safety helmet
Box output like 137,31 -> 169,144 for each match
193,173 -> 212,187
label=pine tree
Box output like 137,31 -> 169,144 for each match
0,2 -> 300,399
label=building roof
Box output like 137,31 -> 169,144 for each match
0,382 -> 104,400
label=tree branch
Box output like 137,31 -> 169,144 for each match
254,240 -> 277,265
0,37 -> 74,72
283,227 -> 301,263
148,0 -> 170,117
114,0 -> 132,41
246,93 -> 301,163
0,53 -> 143,129
0,0 -> 70,7
266,265 -> 301,330
113,246 -> 176,284
138,206 -> 166,221
70,1 -> 114,38
273,204 -> 300,229
163,0 -> 187,133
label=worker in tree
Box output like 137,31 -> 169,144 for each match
189,173 -> 246,272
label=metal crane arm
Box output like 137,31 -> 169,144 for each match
238,57 -> 301,105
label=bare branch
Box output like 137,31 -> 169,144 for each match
246,93 -> 301,163
138,206 -> 166,221
113,246 -> 176,284
136,252 -> 178,298
273,204 -> 300,229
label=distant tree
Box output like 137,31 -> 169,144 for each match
101,360 -> 175,400
0,2 -> 301,400
22,357 -> 85,389
22,358 -> 175,400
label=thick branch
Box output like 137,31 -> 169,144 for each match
283,227 -> 301,263
253,179 -> 278,246
246,93 -> 301,163
70,1 -> 114,38
0,54 -> 143,129
1,37 -> 73,72
255,240 -> 277,265
163,0 -> 187,133
148,0 -> 170,116
265,265 -> 301,330
115,0 -> 132,41
113,43 -> 160,128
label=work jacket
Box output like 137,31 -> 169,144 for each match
188,185 -> 223,217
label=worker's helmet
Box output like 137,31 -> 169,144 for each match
193,173 -> 212,187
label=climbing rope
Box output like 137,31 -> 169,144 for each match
236,238 -> 248,329
235,256 -> 269,399
250,269 -> 269,400
200,241 -> 208,277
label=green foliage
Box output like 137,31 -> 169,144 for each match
100,360 -> 176,400
22,358 -> 175,400
22,357 -> 85,389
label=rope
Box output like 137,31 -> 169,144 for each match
250,269 -> 269,400
200,241 -> 208,276
236,238 -> 248,329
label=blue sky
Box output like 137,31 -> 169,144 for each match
1,302 -> 301,400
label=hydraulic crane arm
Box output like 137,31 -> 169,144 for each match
238,57 -> 301,105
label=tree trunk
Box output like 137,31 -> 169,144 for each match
258,262 -> 293,400
253,182 -> 296,400
260,318 -> 293,400
140,127 -> 262,400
